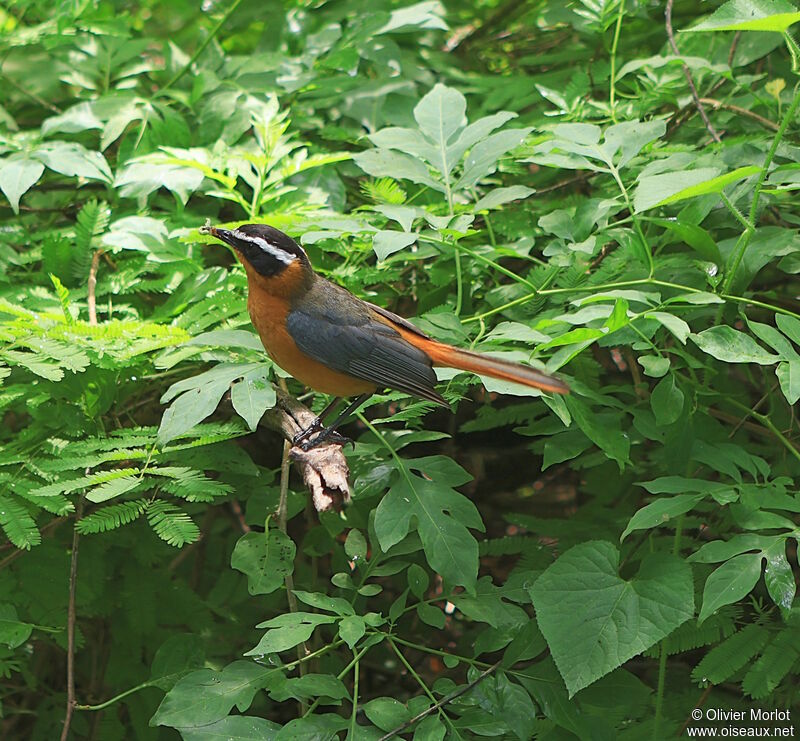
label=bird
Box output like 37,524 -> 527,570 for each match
200,222 -> 569,449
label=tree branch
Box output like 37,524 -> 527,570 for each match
379,660 -> 502,740
60,496 -> 85,741
87,250 -> 103,327
260,388 -> 351,512
665,0 -> 722,143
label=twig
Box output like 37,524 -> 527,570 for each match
0,71 -> 62,113
229,499 -> 250,532
87,250 -> 103,326
378,659 -> 502,740
60,497 -> 85,741
157,0 -> 244,94
698,98 -> 779,131
665,0 -> 721,143
275,380 -> 308,712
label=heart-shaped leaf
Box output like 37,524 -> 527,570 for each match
530,540 -> 693,696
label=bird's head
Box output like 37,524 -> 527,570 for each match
202,222 -> 311,279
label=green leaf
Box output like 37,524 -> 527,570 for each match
246,619 -> 323,657
31,141 -> 112,182
146,501 -> 199,547
231,369 -> 276,431
473,186 -> 534,211
269,673 -> 349,702
650,374 -> 684,426
621,494 -> 705,540
363,697 -> 412,731
649,312 -> 691,344
638,355 -> 670,377
374,456 -> 483,590
0,604 -> 33,648
373,230 -> 418,260
178,717 -> 280,740
763,548 -> 795,609
151,661 -> 270,728
150,634 -> 205,691
648,218 -> 722,263
456,128 -> 532,189
0,156 -> 44,213
687,0 -> 800,32
85,475 -> 140,503
564,396 -> 630,470
407,563 -> 429,598
530,541 -> 694,696
231,529 -> 295,595
338,615 -> 366,649
344,529 -> 367,560
413,83 -> 467,175
634,167 -> 760,212
354,149 -> 441,190
690,326 -> 779,365
698,553 -> 763,623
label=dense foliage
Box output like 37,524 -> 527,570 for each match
1,0 -> 799,738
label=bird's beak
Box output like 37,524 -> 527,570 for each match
206,226 -> 237,247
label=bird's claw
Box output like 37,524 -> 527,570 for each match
298,430 -> 353,451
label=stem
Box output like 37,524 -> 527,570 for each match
157,0 -> 244,94
387,638 -> 458,734
349,657 -> 360,737
87,250 -> 103,326
277,434 -> 307,703
609,0 -> 626,121
60,497 -> 85,741
653,515 -> 684,739
665,0 -> 721,143
77,642 -> 340,712
722,83 -> 800,294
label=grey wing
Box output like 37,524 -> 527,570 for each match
286,285 -> 446,405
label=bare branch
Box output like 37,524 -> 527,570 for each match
665,0 -> 722,143
260,388 -> 351,511
379,660 -> 502,740
87,250 -> 103,327
60,497 -> 85,741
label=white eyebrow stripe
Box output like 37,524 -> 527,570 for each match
232,230 -> 297,265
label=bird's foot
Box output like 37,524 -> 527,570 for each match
292,417 -> 323,446
298,428 -> 353,451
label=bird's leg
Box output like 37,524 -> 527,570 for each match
299,394 -> 371,451
292,397 -> 341,446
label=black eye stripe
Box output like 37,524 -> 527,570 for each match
232,231 -> 296,265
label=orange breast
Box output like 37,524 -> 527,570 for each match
244,262 -> 377,398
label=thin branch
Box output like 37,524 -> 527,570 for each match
260,388 -> 351,512
379,659 -> 502,740
87,250 -> 103,326
60,496 -> 85,741
665,0 -> 721,143
699,97 -> 779,131
275,380 -> 307,711
0,71 -> 62,113
157,0 -> 244,94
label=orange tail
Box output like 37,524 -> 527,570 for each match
424,342 -> 569,395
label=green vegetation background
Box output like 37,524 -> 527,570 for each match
0,0 -> 799,738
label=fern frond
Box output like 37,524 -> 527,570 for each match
76,500 -> 148,534
360,177 -> 407,205
0,495 -> 40,549
479,535 -> 542,557
692,624 -> 770,685
146,500 -> 200,547
73,200 -> 110,281
742,630 -> 800,699
644,611 -> 736,657
148,467 -> 232,502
